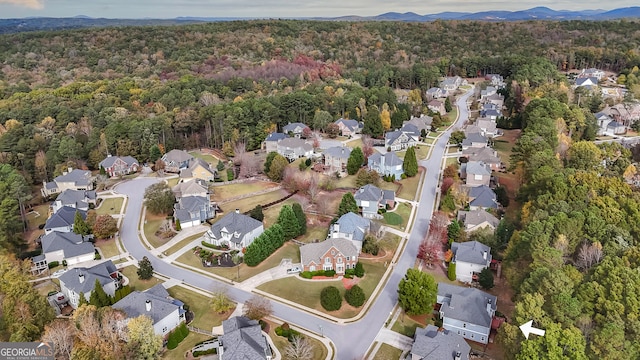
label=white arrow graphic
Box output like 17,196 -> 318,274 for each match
519,320 -> 546,339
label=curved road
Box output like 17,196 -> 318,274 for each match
115,90 -> 472,360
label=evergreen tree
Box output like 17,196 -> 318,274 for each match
346,147 -> 365,175
479,268 -> 494,289
444,97 -> 453,112
264,152 -> 278,173
345,285 -> 366,307
89,279 -> 111,307
149,144 -> 162,162
338,193 -> 359,217
270,223 -> 285,248
277,205 -> 300,240
403,146 -> 418,177
137,256 -> 154,280
362,106 -> 383,138
216,159 -> 226,172
291,203 -> 307,236
397,269 -> 437,315
78,292 -> 89,307
73,210 -> 90,236
249,205 -> 264,222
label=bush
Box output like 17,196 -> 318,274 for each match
62,260 -> 67,266
175,219 -> 182,231
47,261 -> 59,269
193,349 -> 217,357
324,269 -> 336,277
226,168 -> 234,181
94,253 -> 102,260
354,262 -> 365,277
377,208 -> 387,214
200,241 -> 229,250
448,262 -> 456,281
320,286 -> 342,311
300,271 -> 313,279
479,268 -> 495,289
275,323 -> 301,342
305,158 -> 312,166
345,285 -> 366,307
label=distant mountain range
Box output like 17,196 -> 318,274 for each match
1,6 -> 640,34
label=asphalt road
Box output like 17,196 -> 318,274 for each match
116,89 -> 473,360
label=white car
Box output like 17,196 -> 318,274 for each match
51,269 -> 67,278
286,266 -> 301,274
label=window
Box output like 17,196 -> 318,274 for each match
346,256 -> 350,261
325,257 -> 331,263
482,337 -> 485,342
331,250 -> 335,255
337,257 -> 342,263
463,323 -> 466,328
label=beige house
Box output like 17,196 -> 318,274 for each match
180,158 -> 216,182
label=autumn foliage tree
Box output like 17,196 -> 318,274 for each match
92,215 -> 118,239
243,295 -> 273,320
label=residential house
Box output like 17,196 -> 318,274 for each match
461,132 -> 488,150
42,168 -> 94,197
44,206 -> 87,234
263,132 -> 288,153
428,100 -> 446,115
457,210 -> 500,233
172,179 -> 209,201
162,150 -> 194,173
601,87 -> 625,100
580,68 -> 605,80
300,238 -> 358,275
460,161 -> 492,187
59,260 -> 119,309
462,147 -> 501,171
329,212 -> 371,253
205,210 -> 264,250
575,77 -> 598,88
468,185 -> 498,211
41,231 -> 95,266
174,196 -> 215,229
385,130 -> 418,151
440,76 -> 465,93
594,111 -> 614,136
600,103 -> 640,127
480,86 -> 497,100
400,123 -> 421,139
404,115 -> 433,134
51,189 -> 96,214
354,184 -> 395,219
451,241 -> 492,283
426,87 -> 444,99
180,158 -> 217,182
484,74 -> 504,87
276,138 -> 314,162
334,118 -> 363,137
99,155 -> 139,177
217,316 -> 272,360
483,93 -> 505,108
437,283 -> 497,344
606,120 -> 627,135
282,122 -> 309,138
474,118 -> 499,138
322,146 -> 352,173
408,324 -> 471,360
112,284 -> 186,337
368,152 -> 404,179
480,108 -> 501,121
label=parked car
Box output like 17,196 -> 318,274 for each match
51,269 -> 67,278
286,266 -> 301,274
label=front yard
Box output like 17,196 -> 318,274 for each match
167,286 -> 233,331
266,320 -> 328,360
161,332 -> 211,360
95,197 -> 124,216
120,265 -> 164,291
143,212 -> 175,249
372,343 -> 404,360
396,169 -> 422,200
384,202 -> 412,231
163,232 -> 207,256
95,238 -> 120,259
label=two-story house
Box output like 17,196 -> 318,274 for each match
385,130 -> 418,151
428,100 -> 446,115
426,87 -> 444,100
180,158 -> 216,182
461,161 -> 492,187
575,77 -> 598,88
99,155 -> 140,177
437,283 -> 497,344
457,209 -> 500,233
41,231 -> 95,266
474,118 -> 499,138
354,184 -> 395,219
42,168 -> 94,198
172,179 -> 210,201
205,210 -> 264,250
44,206 -> 87,234
300,238 -> 359,275
404,115 -> 433,135
328,212 -> 371,253
59,260 -> 119,309
51,189 -> 96,214
217,316 -> 273,360
485,74 -> 504,87
451,241 -> 492,283
440,76 -> 465,94
322,146 -> 352,173
263,132 -> 288,153
462,147 -> 501,171
174,196 -> 215,229
334,119 -> 363,137
368,152 -> 404,179
409,324 -> 471,360
276,138 -> 314,162
580,68 -> 605,80
461,132 -> 488,150
468,185 -> 498,211
112,284 -> 186,337
282,122 -> 310,138
162,149 -> 194,173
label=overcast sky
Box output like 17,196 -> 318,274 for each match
0,0 -> 638,19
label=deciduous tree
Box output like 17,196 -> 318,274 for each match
210,287 -> 234,314
143,182 -> 175,215
41,320 -> 75,360
243,295 -> 272,320
267,154 -> 288,182
92,215 -> 118,239
284,336 -> 315,360
398,269 -> 437,315
126,315 -> 163,360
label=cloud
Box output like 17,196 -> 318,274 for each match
0,0 -> 44,9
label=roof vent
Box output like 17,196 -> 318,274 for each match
78,273 -> 85,283
146,299 -> 152,312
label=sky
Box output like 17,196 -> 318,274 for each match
0,0 -> 638,19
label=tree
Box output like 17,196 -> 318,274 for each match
444,97 -> 453,112
313,110 -> 333,131
92,215 -> 118,239
211,287 -> 234,314
380,108 -> 391,130
71,305 -> 127,359
41,320 -> 75,360
268,154 -> 288,182
326,123 -> 340,138
362,235 -> 380,255
354,262 -> 365,277
347,147 -> 365,175
292,203 -> 307,236
74,210 -> 90,236
398,269 -> 437,315
277,205 -> 300,240
143,182 -> 175,215
243,295 -> 272,320
449,130 -> 465,145
494,185 -> 510,207
362,106 -> 383,138
403,146 -> 419,177
448,262 -> 456,281
249,205 -> 264,222
264,152 -> 277,174
345,285 -> 365,307
284,335 -> 315,360
355,168 -> 381,187
137,256 -> 153,280
479,268 -> 495,289
320,286 -> 342,311
567,141 -> 602,171
126,315 -> 163,360
89,279 -> 112,307
338,192 -> 358,216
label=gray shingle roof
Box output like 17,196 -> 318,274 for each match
99,155 -> 139,169
462,147 -> 500,164
457,210 -> 500,229
265,132 -> 288,142
282,122 -> 309,133
465,161 -> 491,176
323,146 -> 351,160
45,206 -> 87,230
438,283 -> 497,328
451,241 -> 492,265
209,211 -> 262,244
59,260 -> 117,295
333,212 -> 370,241
172,179 -> 209,198
400,123 -> 420,137
220,316 -> 272,360
354,184 -> 394,203
411,324 -> 471,360
335,118 -> 362,132
462,132 -> 487,146
112,288 -> 179,326
277,138 -> 313,152
41,231 -> 94,258
54,169 -> 92,187
300,238 -> 359,266
468,186 -> 497,209
145,283 -> 170,298
405,115 -> 433,131
369,152 -> 403,168
56,189 -> 95,209
181,158 -> 216,178
576,77 -> 598,86
163,149 -> 193,163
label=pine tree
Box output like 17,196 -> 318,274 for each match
444,97 -> 453,112
270,224 -> 285,248
137,256 -> 154,280
277,205 -> 300,240
346,147 -> 365,175
249,205 -> 264,222
403,146 -> 418,177
89,279 -> 111,307
362,106 -> 383,138
73,210 -> 90,236
292,203 -> 307,236
338,193 -> 359,217
78,292 -> 89,307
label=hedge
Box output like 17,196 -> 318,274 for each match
275,323 -> 301,342
193,348 -> 217,357
47,261 -> 59,269
166,323 -> 189,350
299,269 -> 337,279
200,241 -> 229,250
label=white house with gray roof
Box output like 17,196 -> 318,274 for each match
59,260 -> 119,309
462,147 -> 501,171
99,155 -> 139,177
300,238 -> 358,275
276,138 -> 314,162
457,210 -> 500,233
162,149 -> 194,173
334,118 -> 363,137
354,184 -> 395,219
42,168 -> 94,197
322,146 -> 351,173
41,231 -> 95,266
385,130 -> 418,151
44,206 -> 87,234
282,122 -> 309,138
451,241 -> 492,283
461,132 -> 488,150
172,179 -> 209,201
112,284 -> 186,337
205,210 -> 264,250
368,152 -> 404,179
174,196 -> 215,229
437,283 -> 496,344
408,324 -> 471,360
329,212 -> 371,252
263,132 -> 288,153
51,189 -> 96,214
218,316 -> 272,360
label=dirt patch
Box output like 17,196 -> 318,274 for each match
342,276 -> 360,290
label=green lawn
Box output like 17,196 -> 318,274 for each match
26,204 -> 50,230
445,157 -> 459,167
494,139 -> 514,168
397,171 -> 421,200
428,131 -> 438,137
175,242 -> 301,282
268,323 -> 328,360
391,313 -> 427,337
299,224 -> 328,244
95,197 -> 124,215
447,107 -> 458,123
373,343 -> 403,360
378,181 -> 400,193
211,181 -> 278,202
162,332 -> 212,360
217,189 -> 288,214
346,138 -> 364,149
396,145 -> 428,161
189,152 -> 220,164
143,213 -> 170,249
385,202 -> 412,231
120,265 -> 164,291
423,137 -> 435,145
167,286 -> 233,331
164,232 -> 207,256
96,239 -> 120,258
383,212 -> 403,225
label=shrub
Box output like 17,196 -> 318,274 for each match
345,285 -> 366,307
324,270 -> 336,277
226,168 -> 234,181
62,260 -> 67,266
305,158 -> 312,166
354,262 -> 365,277
175,219 -> 182,231
320,286 -> 342,311
479,268 -> 495,289
193,349 -> 217,357
300,271 -> 313,279
448,262 -> 456,281
47,261 -> 59,269
94,253 -> 102,260
166,333 -> 178,350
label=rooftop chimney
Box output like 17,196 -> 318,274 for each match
483,251 -> 487,260
68,167 -> 73,173
454,351 -> 461,360
146,299 -> 151,312
235,209 -> 240,214
487,299 -> 493,314
78,273 -> 85,284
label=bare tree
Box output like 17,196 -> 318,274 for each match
576,241 -> 603,271
41,320 -> 75,360
243,295 -> 273,320
240,154 -> 260,178
307,172 -> 320,203
361,135 -> 374,160
284,335 -> 315,360
199,91 -> 222,107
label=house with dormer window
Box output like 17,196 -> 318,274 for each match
204,210 -> 264,250
300,238 -> 358,275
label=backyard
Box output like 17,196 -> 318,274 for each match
384,202 -> 413,231
95,197 -> 124,216
167,286 -> 233,331
391,312 -> 429,337
493,129 -> 520,169
211,181 -> 279,203
216,189 -> 289,215
161,332 -> 211,360
120,265 -> 164,291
